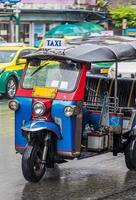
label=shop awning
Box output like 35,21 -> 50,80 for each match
46,22 -> 104,38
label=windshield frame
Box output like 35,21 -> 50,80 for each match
20,59 -> 82,93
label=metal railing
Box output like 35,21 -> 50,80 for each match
84,95 -> 119,112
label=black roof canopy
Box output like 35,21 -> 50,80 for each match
24,42 -> 136,64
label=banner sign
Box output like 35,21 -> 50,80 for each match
125,28 -> 136,37
90,30 -> 114,37
21,0 -> 74,4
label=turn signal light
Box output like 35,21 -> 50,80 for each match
64,105 -> 81,117
8,99 -> 19,111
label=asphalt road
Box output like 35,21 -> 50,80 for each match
0,99 -> 136,200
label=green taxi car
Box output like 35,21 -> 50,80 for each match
0,43 -> 36,98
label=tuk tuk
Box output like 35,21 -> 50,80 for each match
9,41 -> 136,182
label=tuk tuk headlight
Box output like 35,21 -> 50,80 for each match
33,102 -> 46,116
64,106 -> 75,117
8,99 -> 19,111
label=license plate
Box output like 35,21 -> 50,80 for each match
32,86 -> 57,98
100,68 -> 109,74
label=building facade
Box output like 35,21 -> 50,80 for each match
2,0 -> 136,45
0,0 -> 99,45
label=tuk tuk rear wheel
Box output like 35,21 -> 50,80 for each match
22,145 -> 46,182
124,139 -> 136,170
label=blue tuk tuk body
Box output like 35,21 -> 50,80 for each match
15,97 -> 81,156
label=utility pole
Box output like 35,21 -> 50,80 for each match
122,19 -> 127,36
10,16 -> 14,42
1,0 -> 21,42
13,6 -> 20,42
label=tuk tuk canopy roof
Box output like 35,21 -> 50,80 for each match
25,42 -> 136,64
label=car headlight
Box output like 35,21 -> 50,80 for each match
108,68 -> 115,78
33,102 -> 46,116
0,67 -> 5,74
8,99 -> 19,111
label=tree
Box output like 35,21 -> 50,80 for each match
97,0 -> 108,9
109,6 -> 136,28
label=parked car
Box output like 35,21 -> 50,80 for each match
89,36 -> 136,76
90,62 -> 114,75
0,43 -> 36,98
108,60 -> 136,78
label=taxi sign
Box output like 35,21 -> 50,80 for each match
43,38 -> 67,49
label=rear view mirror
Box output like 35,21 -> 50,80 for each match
16,58 -> 26,65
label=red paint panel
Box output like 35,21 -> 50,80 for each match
32,98 -> 52,121
16,86 -> 32,97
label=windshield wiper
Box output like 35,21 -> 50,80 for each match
30,62 -> 49,76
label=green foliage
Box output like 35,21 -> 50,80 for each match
109,6 -> 136,28
97,0 -> 106,8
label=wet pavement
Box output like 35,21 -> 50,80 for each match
1,99 -> 136,200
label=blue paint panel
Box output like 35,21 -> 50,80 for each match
15,97 -> 32,148
89,112 -> 123,130
22,120 -> 61,139
51,100 -> 76,152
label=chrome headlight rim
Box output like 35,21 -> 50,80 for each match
33,101 -> 46,116
8,99 -> 19,111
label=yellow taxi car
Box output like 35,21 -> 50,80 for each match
0,43 -> 36,98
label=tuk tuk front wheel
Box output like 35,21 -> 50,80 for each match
124,139 -> 136,170
22,145 -> 46,182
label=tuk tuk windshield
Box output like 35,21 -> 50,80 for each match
22,60 -> 81,92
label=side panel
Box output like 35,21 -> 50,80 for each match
51,100 -> 78,153
89,111 -> 123,130
15,97 -> 32,151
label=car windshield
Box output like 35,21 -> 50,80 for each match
22,60 -> 81,92
0,50 -> 17,63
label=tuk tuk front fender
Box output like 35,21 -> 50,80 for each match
21,120 -> 61,139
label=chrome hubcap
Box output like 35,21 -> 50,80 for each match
7,79 -> 16,98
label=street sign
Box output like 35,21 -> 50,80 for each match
0,0 -> 21,3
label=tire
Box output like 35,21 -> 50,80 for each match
6,76 -> 17,99
22,145 -> 46,182
124,139 -> 136,170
